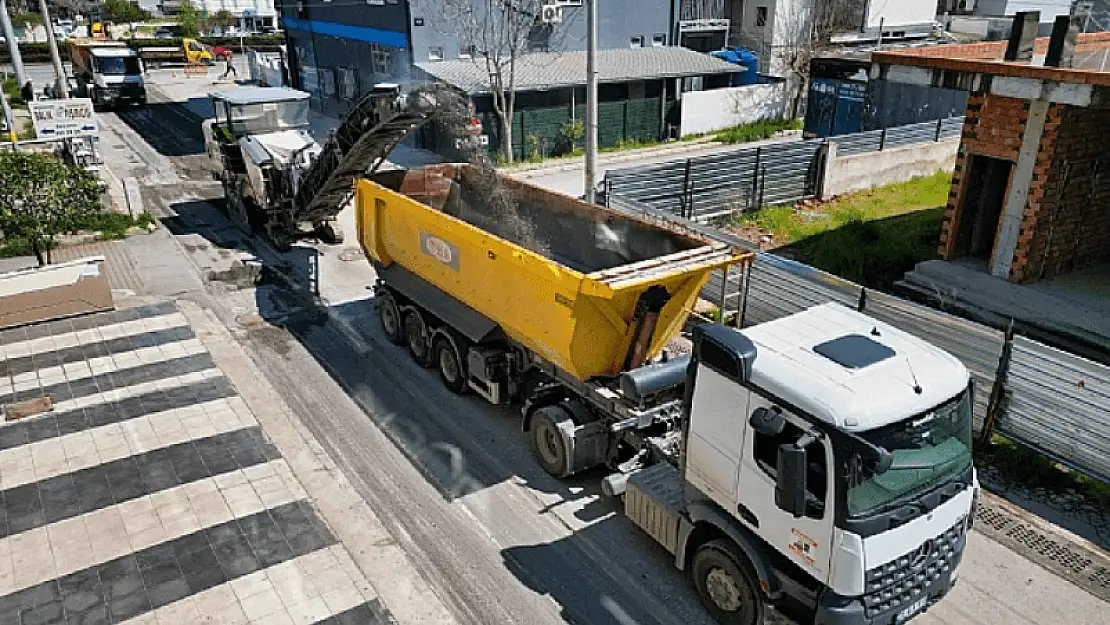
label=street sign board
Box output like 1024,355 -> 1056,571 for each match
28,98 -> 98,139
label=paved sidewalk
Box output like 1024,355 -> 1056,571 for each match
0,301 -> 408,624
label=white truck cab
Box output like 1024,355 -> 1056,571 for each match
627,303 -> 977,625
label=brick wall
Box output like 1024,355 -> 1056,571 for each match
939,93 -> 1028,258
1015,106 -> 1110,281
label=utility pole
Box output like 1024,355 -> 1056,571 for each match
39,0 -> 68,98
584,0 -> 598,203
0,0 -> 28,96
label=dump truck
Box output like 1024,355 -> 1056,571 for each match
355,166 -> 978,625
136,38 -> 215,67
68,41 -> 146,108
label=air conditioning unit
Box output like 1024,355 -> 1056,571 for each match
541,4 -> 563,24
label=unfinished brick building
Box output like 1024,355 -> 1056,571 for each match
872,18 -> 1110,284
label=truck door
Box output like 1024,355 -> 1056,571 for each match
685,357 -> 751,509
736,394 -> 834,582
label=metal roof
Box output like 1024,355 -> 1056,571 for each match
416,47 -> 741,93
208,87 -> 311,105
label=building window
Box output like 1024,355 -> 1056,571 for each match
321,69 -> 336,97
652,34 -> 666,47
459,45 -> 476,59
756,6 -> 768,27
366,0 -> 385,5
338,67 -> 358,100
428,47 -> 444,61
371,44 -> 392,74
631,35 -> 643,48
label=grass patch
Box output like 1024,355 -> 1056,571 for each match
0,211 -> 155,258
2,78 -> 27,109
707,118 -> 803,144
738,172 -> 952,290
978,435 -> 1110,514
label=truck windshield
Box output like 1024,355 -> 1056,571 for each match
846,389 -> 972,517
228,101 -> 310,134
98,57 -> 141,75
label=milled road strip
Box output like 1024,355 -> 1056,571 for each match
0,394 -> 254,491
116,544 -> 388,625
0,502 -> 337,624
179,300 -> 459,624
0,378 -> 238,454
0,457 -> 296,596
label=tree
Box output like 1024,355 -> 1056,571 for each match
100,0 -> 148,24
428,1 -> 579,163
177,0 -> 199,38
213,9 -> 235,29
774,0 -> 863,119
0,151 -> 101,266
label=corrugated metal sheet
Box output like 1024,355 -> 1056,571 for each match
605,116 -> 963,222
606,139 -> 823,222
1003,337 -> 1110,483
742,253 -> 860,325
865,292 -> 1004,433
834,117 -> 964,156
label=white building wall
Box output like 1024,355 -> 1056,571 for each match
680,83 -> 790,135
196,0 -> 278,19
867,0 -> 938,29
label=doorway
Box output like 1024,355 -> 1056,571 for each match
953,155 -> 1013,260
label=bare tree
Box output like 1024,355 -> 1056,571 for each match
774,0 -> 862,119
427,1 -> 579,162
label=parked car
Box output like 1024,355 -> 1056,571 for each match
155,28 -> 174,39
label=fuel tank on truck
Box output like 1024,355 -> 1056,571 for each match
355,164 -> 747,380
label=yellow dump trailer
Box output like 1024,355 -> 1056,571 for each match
356,164 -> 745,380
355,163 -> 750,478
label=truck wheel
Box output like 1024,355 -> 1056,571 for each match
433,334 -> 468,394
404,310 -> 433,367
692,540 -> 764,625
377,292 -> 404,345
530,406 -> 570,478
316,221 -> 344,245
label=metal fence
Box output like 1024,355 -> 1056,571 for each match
604,116 -> 964,224
610,196 -> 1110,485
833,117 -> 965,156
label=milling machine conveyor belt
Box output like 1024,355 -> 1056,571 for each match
292,89 -> 434,225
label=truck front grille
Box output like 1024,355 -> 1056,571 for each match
862,517 -> 966,617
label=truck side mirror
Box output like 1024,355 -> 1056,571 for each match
775,444 -> 808,518
750,406 -> 785,436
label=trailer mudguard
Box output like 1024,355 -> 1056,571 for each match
679,498 -> 781,600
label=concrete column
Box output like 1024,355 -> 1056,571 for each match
990,100 -> 1049,279
817,141 -> 838,201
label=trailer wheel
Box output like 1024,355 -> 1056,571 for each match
433,334 -> 468,394
692,540 -> 764,625
530,406 -> 571,478
404,310 -> 433,367
377,292 -> 404,345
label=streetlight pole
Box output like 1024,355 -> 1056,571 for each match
584,0 -> 598,203
0,0 -> 28,96
39,0 -> 67,98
